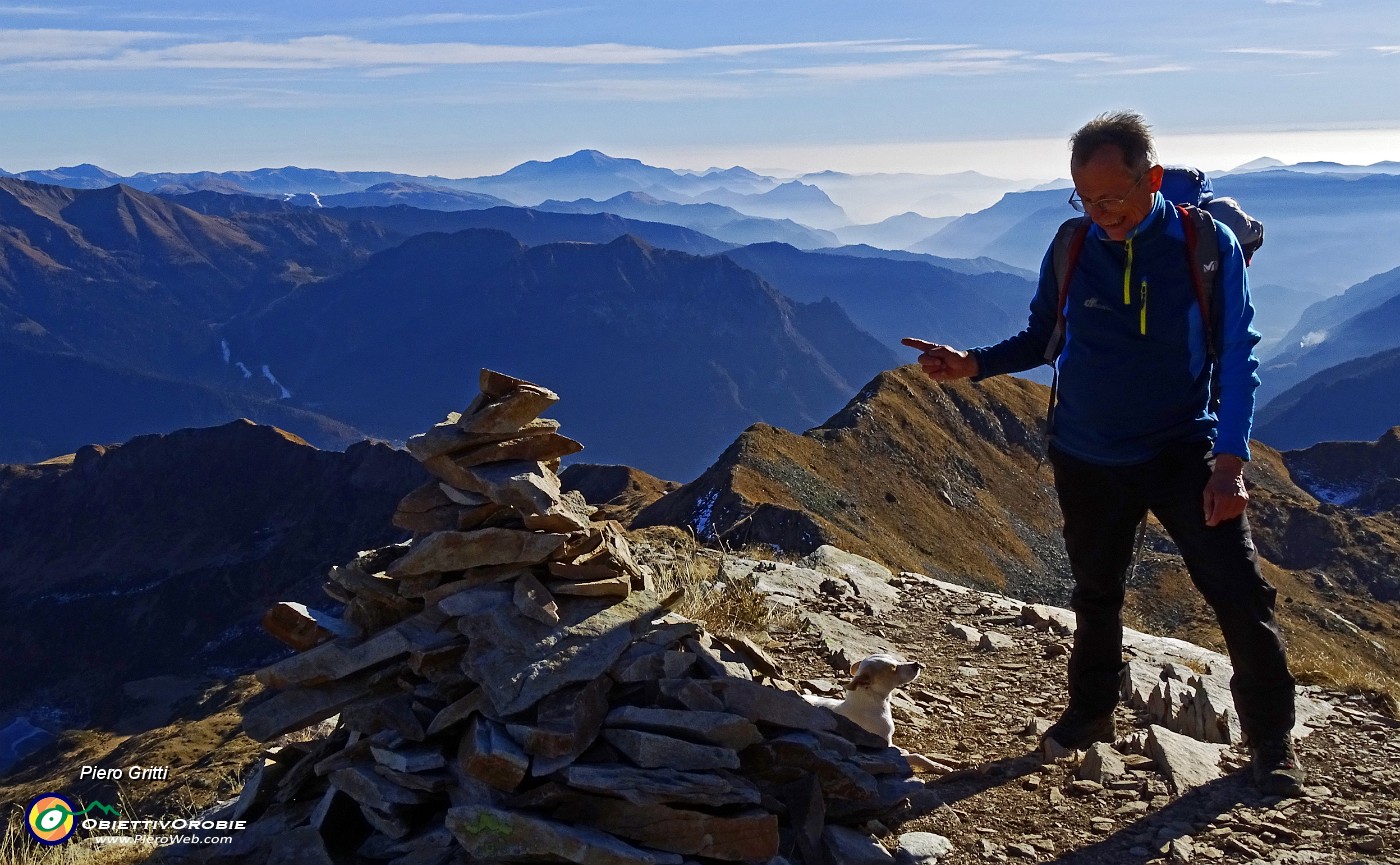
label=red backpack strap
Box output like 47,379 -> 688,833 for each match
1045,216 -> 1091,363
1176,204 -> 1221,365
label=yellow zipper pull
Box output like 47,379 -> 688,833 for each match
1123,239 -> 1134,305
1140,279 -> 1148,335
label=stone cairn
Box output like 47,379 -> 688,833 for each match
233,370 -> 923,865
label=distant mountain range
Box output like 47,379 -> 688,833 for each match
6,147 -> 1400,466
914,169 -> 1400,299
535,191 -> 838,249
1251,265 -> 1400,449
2,174 -> 1047,476
0,151 -> 1033,228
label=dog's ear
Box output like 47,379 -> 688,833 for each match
849,661 -> 862,675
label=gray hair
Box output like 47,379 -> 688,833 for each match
1070,111 -> 1157,174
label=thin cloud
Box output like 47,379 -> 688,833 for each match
1373,45 -> 1400,55
0,28 -> 171,62
1223,47 -> 1336,57
349,11 -> 574,28
1,34 -> 977,72
771,58 -> 1023,81
516,76 -> 756,102
1115,64 -> 1191,75
0,4 -> 78,14
1033,52 -> 1117,63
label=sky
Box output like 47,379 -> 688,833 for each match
2,0 -> 1399,180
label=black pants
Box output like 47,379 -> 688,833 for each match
1049,440 -> 1296,743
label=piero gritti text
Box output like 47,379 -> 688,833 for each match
79,765 -> 171,781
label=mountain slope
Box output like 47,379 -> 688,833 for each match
536,191 -> 837,249
721,243 -> 1035,356
0,421 -> 425,714
228,230 -> 897,479
634,364 -> 1400,691
1255,346 -> 1400,451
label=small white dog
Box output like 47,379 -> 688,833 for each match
803,653 -> 922,746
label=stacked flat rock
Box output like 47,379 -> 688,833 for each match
234,370 -> 922,865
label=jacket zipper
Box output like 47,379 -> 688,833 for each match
1139,279 -> 1148,335
1123,238 -> 1134,305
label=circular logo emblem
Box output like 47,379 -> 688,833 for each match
26,793 -> 77,845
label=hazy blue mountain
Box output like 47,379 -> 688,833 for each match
167,190 -> 734,257
832,212 -> 957,250
913,169 -> 1400,313
0,342 -> 366,463
1255,345 -> 1400,451
324,204 -> 733,256
226,230 -> 896,479
1226,160 -> 1400,176
1210,170 -> 1400,294
462,149 -> 777,205
536,191 -> 837,248
317,182 -> 514,211
1258,267 -> 1400,405
13,163 -> 125,189
125,166 -> 456,196
1251,282 -> 1327,355
797,169 -> 1032,223
683,180 -> 849,229
910,187 -> 1070,268
720,242 -> 1035,356
814,244 -> 1035,279
1266,265 -> 1400,362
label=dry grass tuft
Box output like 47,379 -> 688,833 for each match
629,525 -> 799,638
1289,643 -> 1400,719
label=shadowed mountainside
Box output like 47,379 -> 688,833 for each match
0,421 -> 425,718
227,230 -> 897,480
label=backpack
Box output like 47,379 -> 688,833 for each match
1041,166 -> 1263,433
1157,165 -> 1264,263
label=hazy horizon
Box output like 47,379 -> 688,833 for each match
2,1 -> 1398,181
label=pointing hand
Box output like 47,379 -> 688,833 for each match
901,337 -> 979,381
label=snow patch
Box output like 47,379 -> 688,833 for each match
235,362 -> 252,379
1292,470 -> 1363,506
220,339 -> 231,363
691,489 -> 720,540
1300,330 -> 1327,348
261,364 -> 292,399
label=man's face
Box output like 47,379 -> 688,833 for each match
1069,145 -> 1162,242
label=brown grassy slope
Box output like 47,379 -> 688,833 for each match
635,367 -> 1066,599
559,463 -> 680,524
635,364 -> 1400,708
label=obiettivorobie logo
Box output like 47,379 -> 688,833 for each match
22,792 -> 245,848
25,794 -> 117,845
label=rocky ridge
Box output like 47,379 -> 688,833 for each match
190,372 -> 1398,865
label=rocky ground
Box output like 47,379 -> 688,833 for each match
746,553 -> 1400,865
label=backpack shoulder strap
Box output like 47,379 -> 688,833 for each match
1177,204 -> 1226,411
1044,215 -> 1091,363
1176,204 -> 1221,364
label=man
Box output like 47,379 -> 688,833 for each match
903,111 -> 1305,797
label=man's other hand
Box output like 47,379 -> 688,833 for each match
1204,454 -> 1249,526
901,337 -> 979,381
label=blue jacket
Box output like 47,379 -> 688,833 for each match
969,193 -> 1261,465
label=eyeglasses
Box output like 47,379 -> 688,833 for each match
1068,172 -> 1147,213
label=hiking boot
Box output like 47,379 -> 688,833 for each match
1042,706 -> 1116,751
1251,737 -> 1306,797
